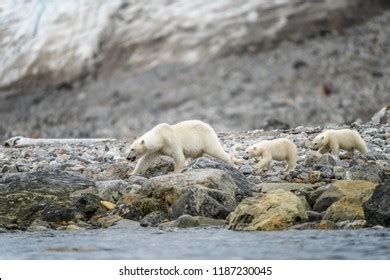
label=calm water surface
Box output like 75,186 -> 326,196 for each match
1,227 -> 389,259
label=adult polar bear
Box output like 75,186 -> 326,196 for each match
126,120 -> 231,175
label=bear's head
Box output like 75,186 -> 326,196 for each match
243,144 -> 262,160
126,138 -> 147,162
312,133 -> 327,150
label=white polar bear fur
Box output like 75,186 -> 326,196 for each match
127,120 -> 231,175
312,129 -> 368,156
244,138 -> 297,171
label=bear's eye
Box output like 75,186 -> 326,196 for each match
141,140 -> 145,144
253,147 -> 256,150
131,148 -> 134,151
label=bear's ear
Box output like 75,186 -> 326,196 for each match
141,139 -> 145,144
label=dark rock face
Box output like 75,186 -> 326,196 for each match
184,157 -> 253,201
0,171 -> 95,228
313,187 -> 343,212
140,211 -> 168,227
170,186 -> 234,220
71,193 -> 102,219
364,177 -> 390,227
140,169 -> 239,220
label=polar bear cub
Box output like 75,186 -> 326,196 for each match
244,138 -> 297,171
312,129 -> 367,156
126,120 -> 231,175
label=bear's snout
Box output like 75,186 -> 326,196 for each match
243,155 -> 249,160
127,156 -> 136,162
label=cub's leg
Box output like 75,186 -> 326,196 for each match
328,140 -> 340,157
286,157 -> 297,171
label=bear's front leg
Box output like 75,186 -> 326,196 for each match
256,157 -> 272,171
172,151 -> 186,173
130,153 -> 160,175
318,145 -> 330,154
328,141 -> 340,157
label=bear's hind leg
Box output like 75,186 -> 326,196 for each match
205,146 -> 232,164
286,157 -> 297,171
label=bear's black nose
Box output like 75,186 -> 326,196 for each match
127,156 -> 136,162
243,156 -> 249,160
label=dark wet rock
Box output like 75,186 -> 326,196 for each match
364,177 -> 390,227
313,184 -> 343,212
308,185 -> 329,207
307,210 -> 322,222
114,204 -> 142,221
140,211 -> 168,227
71,193 -> 102,219
184,157 -> 252,201
0,171 -> 95,228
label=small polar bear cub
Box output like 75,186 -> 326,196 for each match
244,138 -> 298,171
126,120 -> 231,175
312,129 -> 367,157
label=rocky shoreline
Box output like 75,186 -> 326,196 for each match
1,111 -> 389,233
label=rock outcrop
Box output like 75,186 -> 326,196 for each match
228,190 -> 308,231
0,122 -> 389,232
363,176 -> 390,227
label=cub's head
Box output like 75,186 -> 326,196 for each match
312,133 -> 327,150
243,144 -> 261,160
126,138 -> 147,161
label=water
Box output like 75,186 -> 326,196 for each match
1,227 -> 389,259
